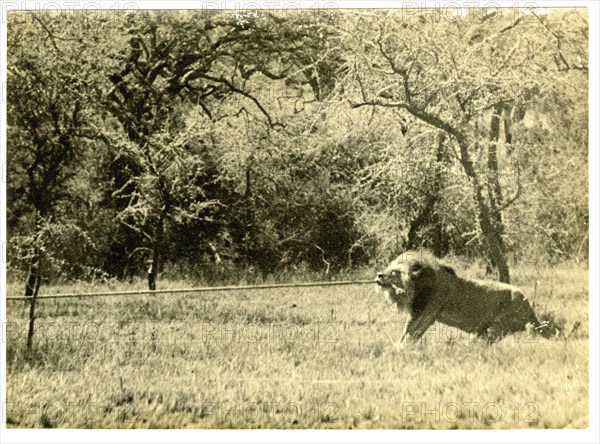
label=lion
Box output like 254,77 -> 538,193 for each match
375,251 -> 551,347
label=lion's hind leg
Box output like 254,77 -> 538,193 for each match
485,300 -> 537,341
477,325 -> 504,344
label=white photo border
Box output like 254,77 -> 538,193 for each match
1,1 -> 598,443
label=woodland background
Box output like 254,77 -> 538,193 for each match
6,7 -> 589,292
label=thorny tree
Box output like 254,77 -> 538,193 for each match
344,8 -> 587,282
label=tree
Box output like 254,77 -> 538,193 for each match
6,8 -> 588,291
343,8 -> 587,282
100,10 -> 337,284
7,11 -> 116,346
7,12 -> 106,296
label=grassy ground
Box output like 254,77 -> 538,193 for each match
5,263 -> 588,429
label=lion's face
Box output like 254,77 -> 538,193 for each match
376,258 -> 422,310
376,265 -> 407,294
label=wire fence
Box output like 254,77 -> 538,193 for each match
6,279 -> 375,301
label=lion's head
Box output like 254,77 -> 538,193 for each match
376,251 -> 456,312
375,252 -> 426,310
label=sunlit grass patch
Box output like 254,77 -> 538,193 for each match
5,264 -> 588,429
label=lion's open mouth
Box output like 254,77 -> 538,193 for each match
375,278 -> 405,295
391,284 -> 405,295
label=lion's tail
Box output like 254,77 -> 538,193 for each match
533,318 -> 580,340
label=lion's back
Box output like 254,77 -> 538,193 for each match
433,276 -> 508,329
434,274 -> 537,333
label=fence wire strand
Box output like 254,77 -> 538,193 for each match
6,279 -> 375,301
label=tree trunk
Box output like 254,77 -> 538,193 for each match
488,104 -> 505,209
25,215 -> 43,348
455,132 -> 510,283
485,104 -> 508,275
24,247 -> 41,297
432,132 -> 450,257
503,106 -> 513,145
406,132 -> 450,257
149,211 -> 167,291
148,227 -> 163,291
26,264 -> 41,349
147,253 -> 157,290
476,201 -> 510,283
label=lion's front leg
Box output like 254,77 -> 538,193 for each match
397,309 -> 437,347
394,323 -> 411,350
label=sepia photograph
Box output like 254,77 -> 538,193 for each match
0,0 -> 597,440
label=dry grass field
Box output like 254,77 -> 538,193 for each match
5,263 -> 588,429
